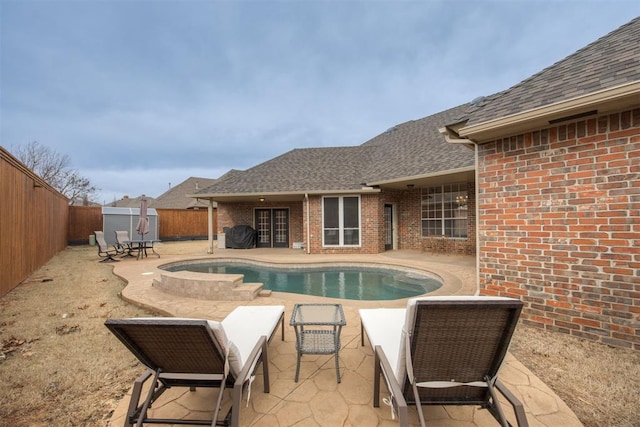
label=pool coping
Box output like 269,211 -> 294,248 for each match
112,248 -> 477,313
156,257 -> 446,301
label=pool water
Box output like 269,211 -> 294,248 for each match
165,261 -> 441,300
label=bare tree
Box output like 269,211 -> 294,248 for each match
14,141 -> 98,205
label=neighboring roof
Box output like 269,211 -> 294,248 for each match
69,197 -> 102,207
152,177 -> 217,209
106,195 -> 155,208
464,16 -> 640,127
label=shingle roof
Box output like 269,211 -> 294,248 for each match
106,195 -> 155,208
198,104 -> 475,195
361,104 -> 474,183
199,146 -> 375,194
151,177 -> 217,209
465,16 -> 640,126
199,18 -> 639,197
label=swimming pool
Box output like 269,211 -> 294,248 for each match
162,260 -> 442,300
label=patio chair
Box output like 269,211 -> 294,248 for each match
359,296 -> 527,427
114,230 -> 137,258
105,305 -> 285,427
94,230 -> 119,263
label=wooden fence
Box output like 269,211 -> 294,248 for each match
67,206 -> 215,244
68,206 -> 103,244
1,144 -> 217,297
156,208 -> 214,241
1,147 -> 69,297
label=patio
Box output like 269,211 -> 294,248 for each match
108,242 -> 582,426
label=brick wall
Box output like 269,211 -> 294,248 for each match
220,188 -> 477,255
306,194 -> 382,254
397,185 -> 476,254
397,188 -> 422,250
217,201 -> 303,247
477,106 -> 640,349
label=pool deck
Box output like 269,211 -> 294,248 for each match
108,241 -> 583,426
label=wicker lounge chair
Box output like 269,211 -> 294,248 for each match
359,296 -> 527,427
105,305 -> 285,427
94,230 -> 119,263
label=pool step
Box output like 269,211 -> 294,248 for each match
231,283 -> 263,301
152,271 -> 264,301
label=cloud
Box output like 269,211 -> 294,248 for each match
2,0 -> 639,200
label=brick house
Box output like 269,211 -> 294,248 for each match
195,18 -> 639,348
196,104 -> 476,255
439,17 -> 640,349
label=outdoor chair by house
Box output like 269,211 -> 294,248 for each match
359,296 -> 527,427
114,230 -> 137,258
105,305 -> 285,427
94,230 -> 119,263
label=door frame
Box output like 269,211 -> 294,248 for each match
383,203 -> 397,251
254,208 -> 290,248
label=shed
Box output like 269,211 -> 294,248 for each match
101,207 -> 159,246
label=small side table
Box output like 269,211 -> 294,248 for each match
290,303 -> 347,383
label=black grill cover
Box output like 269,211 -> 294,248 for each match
224,225 -> 257,249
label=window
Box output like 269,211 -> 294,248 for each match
421,183 -> 468,238
323,196 -> 360,246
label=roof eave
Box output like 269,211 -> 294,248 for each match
459,81 -> 640,142
367,166 -> 476,189
188,188 -> 380,203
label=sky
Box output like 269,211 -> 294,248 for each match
2,1 -> 639,204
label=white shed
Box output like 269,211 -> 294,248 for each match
101,207 -> 159,245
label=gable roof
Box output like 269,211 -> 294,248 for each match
197,104 -> 475,198
152,177 -> 217,209
462,17 -> 640,134
199,18 -> 640,199
106,195 -> 155,208
200,146 -> 375,195
361,104 -> 474,185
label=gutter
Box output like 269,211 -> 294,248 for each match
305,193 -> 310,255
189,188 -> 380,201
366,166 -> 475,187
458,81 -> 640,141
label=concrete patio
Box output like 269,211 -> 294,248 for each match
107,241 -> 582,426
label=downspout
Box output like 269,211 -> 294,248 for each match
207,199 -> 214,254
440,127 -> 481,295
472,142 -> 480,296
305,193 -> 310,254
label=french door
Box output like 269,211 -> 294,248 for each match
255,209 -> 289,248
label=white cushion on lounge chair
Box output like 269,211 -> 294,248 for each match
359,308 -> 406,382
206,320 -> 243,376
221,305 -> 284,368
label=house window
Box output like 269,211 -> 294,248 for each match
323,196 -> 360,246
421,183 -> 468,238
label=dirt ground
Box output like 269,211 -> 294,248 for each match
1,244 -> 639,426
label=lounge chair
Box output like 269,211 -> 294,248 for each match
94,230 -> 119,263
359,296 -> 527,427
114,230 -> 137,258
105,305 -> 285,427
